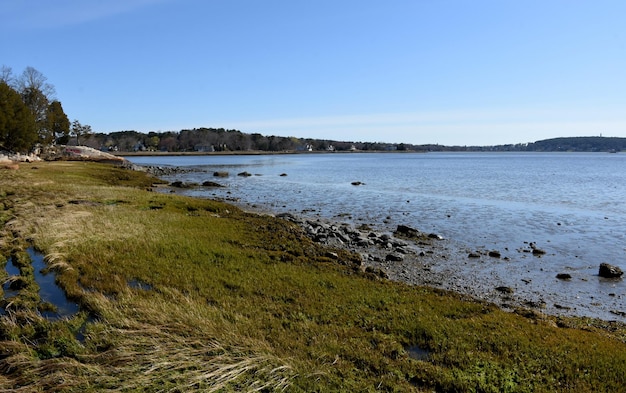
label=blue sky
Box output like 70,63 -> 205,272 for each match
1,0 -> 625,146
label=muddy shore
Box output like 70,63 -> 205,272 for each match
143,164 -> 625,322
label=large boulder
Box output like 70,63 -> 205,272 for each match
599,263 -> 623,278
42,145 -> 126,164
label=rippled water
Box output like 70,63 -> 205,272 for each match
128,152 -> 626,320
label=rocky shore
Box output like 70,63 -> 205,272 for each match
273,212 -> 625,321
141,163 -> 625,322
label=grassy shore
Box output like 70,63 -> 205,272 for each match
1,161 -> 625,392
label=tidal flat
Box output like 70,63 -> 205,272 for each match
0,161 -> 625,392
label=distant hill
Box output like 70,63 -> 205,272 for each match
525,137 -> 626,152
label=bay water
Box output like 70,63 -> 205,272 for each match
128,152 -> 626,320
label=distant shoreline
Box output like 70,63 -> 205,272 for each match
113,149 -> 425,157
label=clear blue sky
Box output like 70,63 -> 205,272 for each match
2,0 -> 625,146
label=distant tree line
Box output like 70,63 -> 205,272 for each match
76,128 -> 429,153
79,131 -> 624,154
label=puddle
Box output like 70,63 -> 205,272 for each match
4,257 -> 20,276
28,248 -> 80,319
2,256 -> 21,300
128,279 -> 152,291
406,345 -> 430,361
2,249 -> 81,320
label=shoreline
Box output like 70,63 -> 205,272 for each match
113,149 -> 426,157
148,172 -> 625,323
141,162 -> 625,323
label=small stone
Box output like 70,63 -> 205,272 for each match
556,273 -> 572,280
385,253 -> 404,262
599,263 -> 623,278
468,252 -> 481,259
495,286 -> 514,294
488,250 -> 501,258
202,181 -> 224,187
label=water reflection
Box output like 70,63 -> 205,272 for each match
28,248 -> 79,319
2,248 -> 79,319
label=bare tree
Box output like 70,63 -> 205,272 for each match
16,66 -> 56,98
0,65 -> 14,85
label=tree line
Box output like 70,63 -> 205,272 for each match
77,128 -> 426,153
0,65 -> 90,153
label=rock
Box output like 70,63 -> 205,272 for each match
530,243 -> 546,255
394,225 -> 420,238
213,171 -> 229,177
598,263 -> 624,278
351,181 -> 365,186
237,171 -> 252,177
279,173 -> 288,176
495,286 -> 514,294
170,181 -> 197,188
364,266 -> 389,279
1,162 -> 19,170
556,273 -> 572,280
202,181 -> 225,187
386,253 -> 404,262
488,250 -> 501,258
468,252 -> 481,259
427,233 -> 443,240
41,145 -> 125,164
525,300 -> 547,309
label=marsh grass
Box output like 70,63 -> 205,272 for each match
0,161 -> 625,392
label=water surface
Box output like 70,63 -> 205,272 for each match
129,152 -> 626,320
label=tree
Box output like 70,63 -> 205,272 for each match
0,82 -> 38,152
70,120 -> 92,145
0,65 -> 14,85
46,101 -> 70,144
16,67 -> 57,144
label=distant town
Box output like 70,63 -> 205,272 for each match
76,129 -> 626,154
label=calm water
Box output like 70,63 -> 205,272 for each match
128,152 -> 626,320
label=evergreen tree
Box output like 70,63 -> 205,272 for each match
70,120 -> 92,145
0,82 -> 38,152
46,100 -> 70,144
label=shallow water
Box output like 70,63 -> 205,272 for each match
129,152 -> 626,320
28,248 -> 79,319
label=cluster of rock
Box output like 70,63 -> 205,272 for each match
1,150 -> 40,169
275,213 -> 444,274
141,165 -> 193,176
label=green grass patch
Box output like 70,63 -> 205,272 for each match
0,161 -> 625,392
